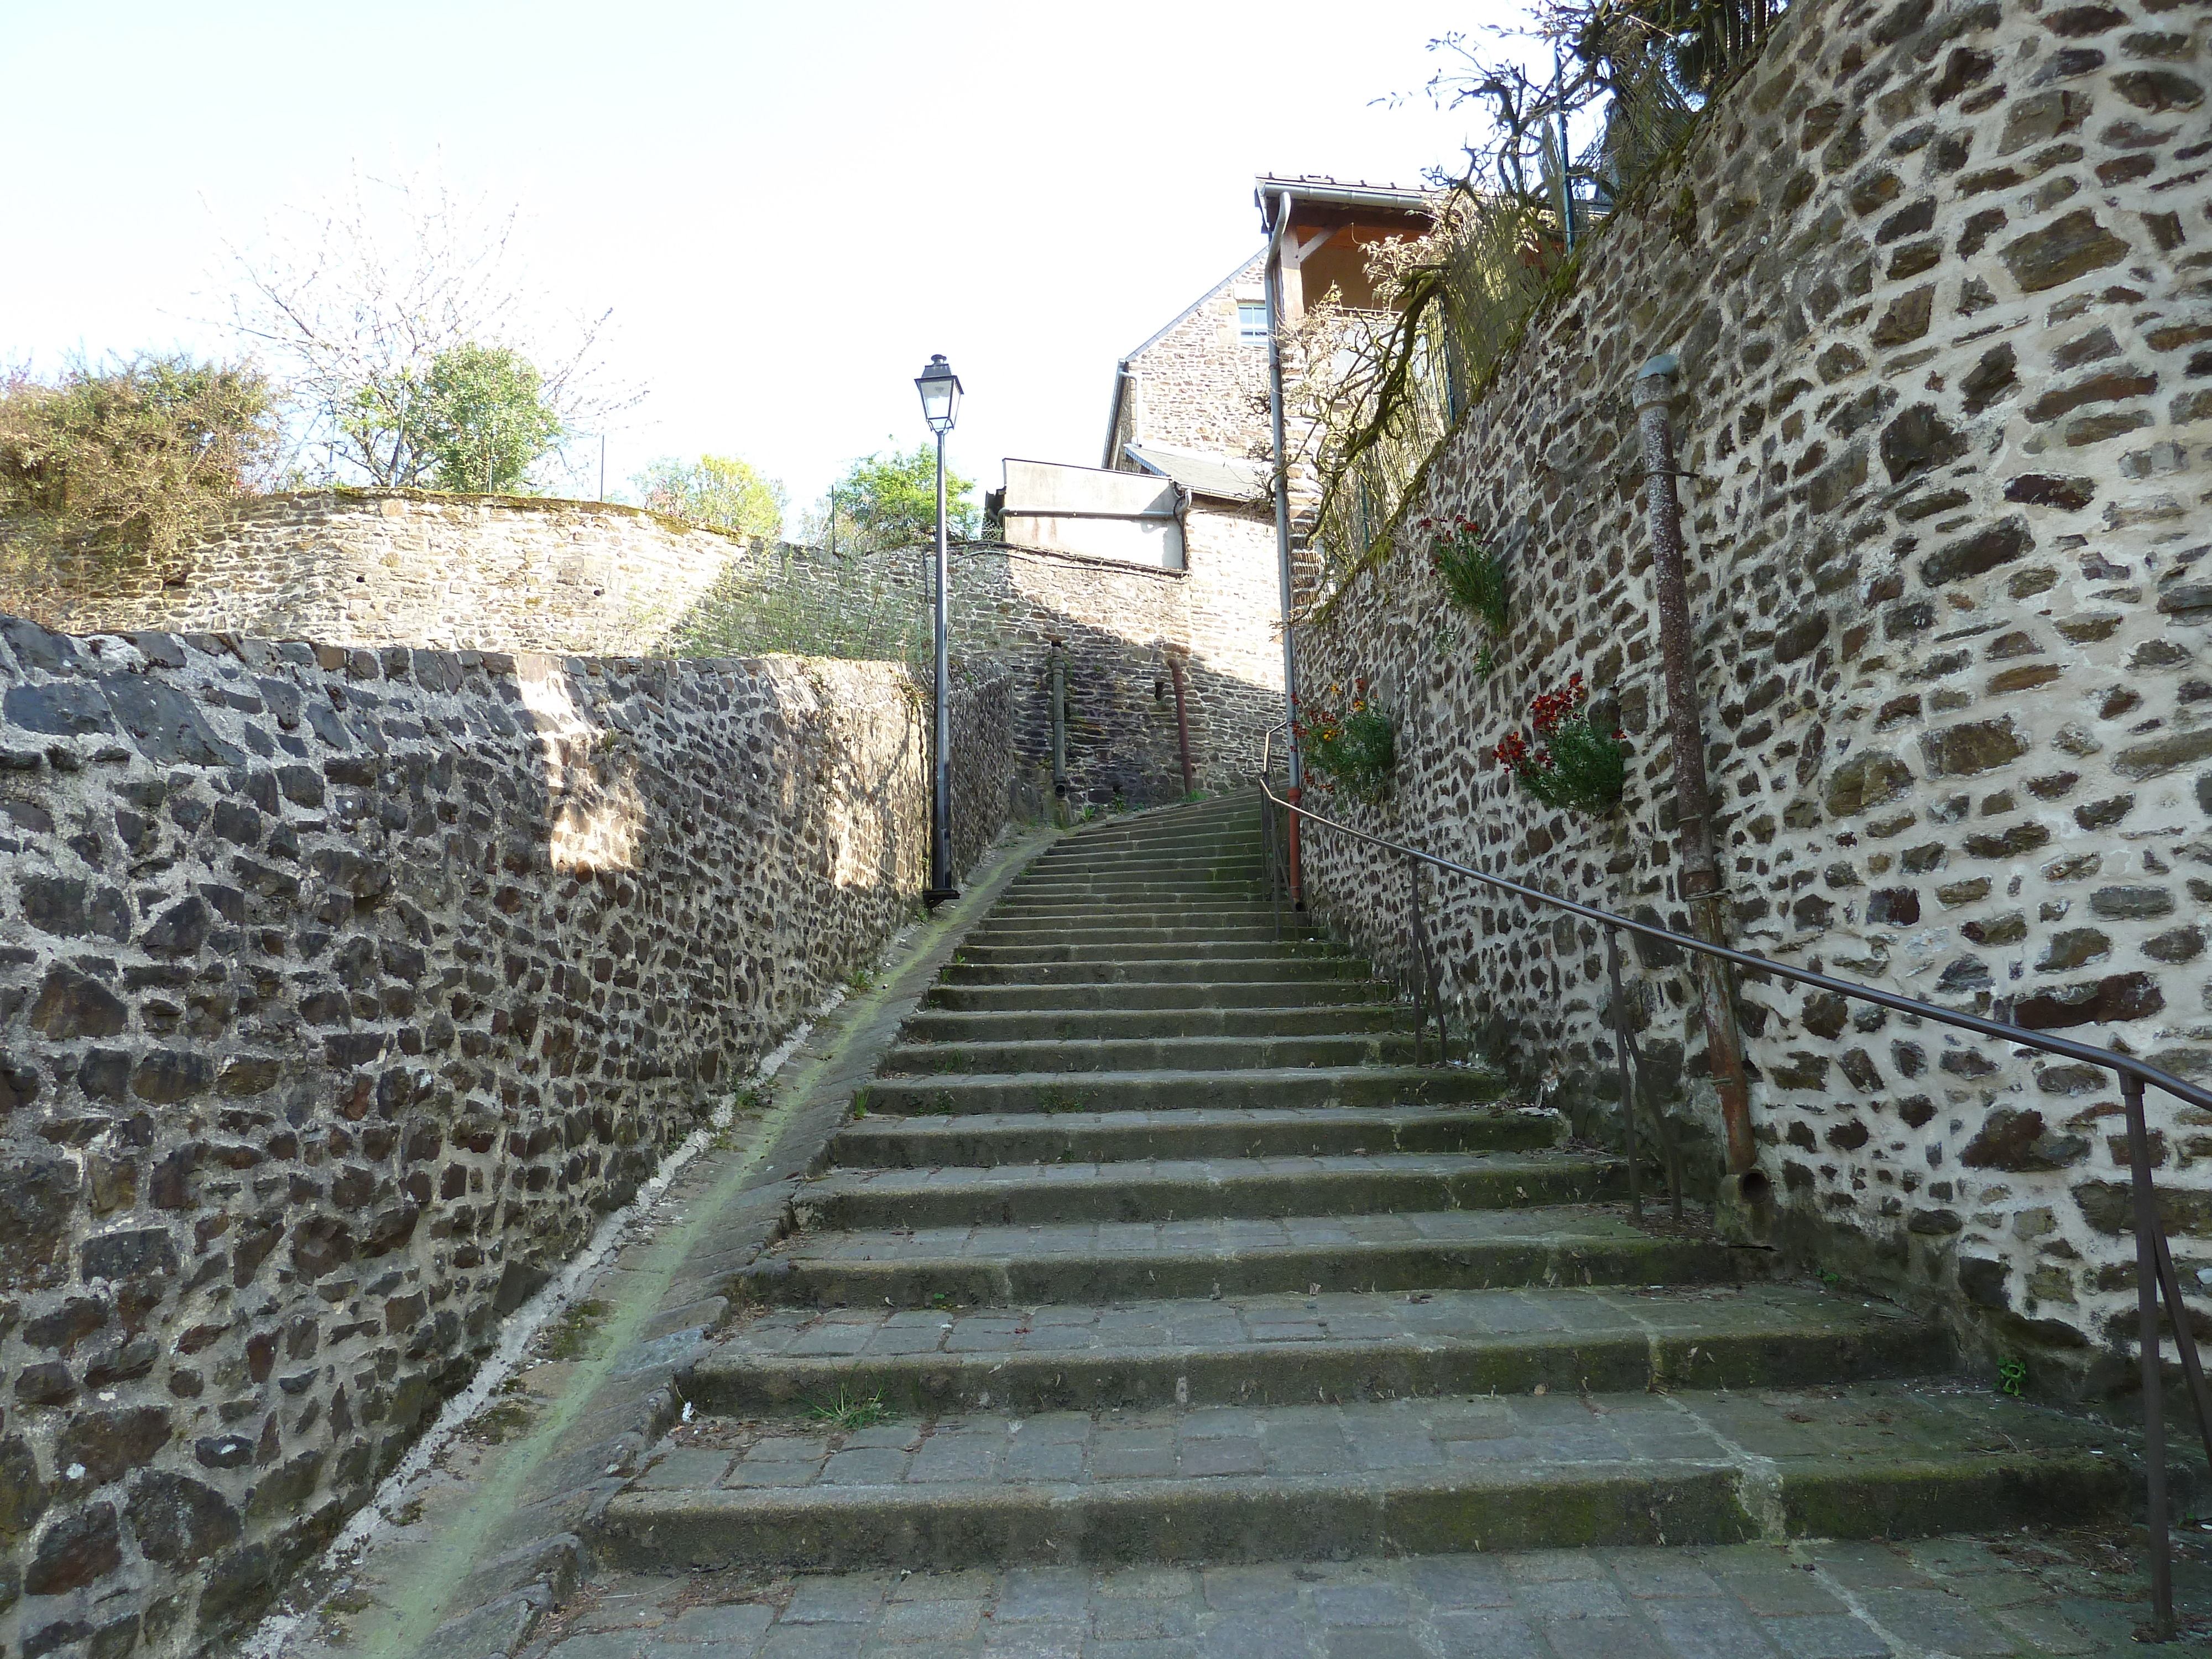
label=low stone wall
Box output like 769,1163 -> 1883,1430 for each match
959,522 -> 1284,809
1295,0 -> 2211,1401
0,614 -> 1013,1657
723,521 -> 1287,808
0,492 -> 750,658
0,489 -> 1290,813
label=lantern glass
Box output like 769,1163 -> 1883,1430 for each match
915,354 -> 962,434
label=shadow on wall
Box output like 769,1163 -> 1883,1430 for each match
0,613 -> 1014,1658
690,540 -> 1292,814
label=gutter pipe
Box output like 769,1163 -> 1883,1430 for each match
1263,186 -> 1305,905
1633,352 -> 1760,1226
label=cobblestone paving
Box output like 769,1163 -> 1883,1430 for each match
539,1531 -> 2212,1658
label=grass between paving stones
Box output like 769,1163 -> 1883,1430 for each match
537,1298 -> 611,1361
805,1386 -> 899,1432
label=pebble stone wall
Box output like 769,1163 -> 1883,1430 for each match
1295,0 -> 2212,1401
0,492 -> 752,659
0,614 -> 1013,1657
2,488 -> 1291,815
771,529 -> 1288,808
954,517 -> 1286,808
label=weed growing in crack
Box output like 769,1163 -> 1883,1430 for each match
807,1386 -> 897,1432
540,1298 -> 611,1361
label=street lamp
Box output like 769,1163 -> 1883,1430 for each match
915,353 -> 963,902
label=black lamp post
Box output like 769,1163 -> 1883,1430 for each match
915,353 -> 963,902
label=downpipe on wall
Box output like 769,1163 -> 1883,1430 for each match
1050,642 -> 1070,827
1632,353 -> 1766,1241
1264,187 -> 1305,905
1166,648 -> 1196,798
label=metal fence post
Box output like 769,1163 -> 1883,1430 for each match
2124,1072 -> 2175,1641
1606,927 -> 1642,1222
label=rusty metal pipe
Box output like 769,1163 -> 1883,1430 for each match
1167,651 -> 1195,797
1632,354 -> 1759,1204
1264,187 -> 1306,907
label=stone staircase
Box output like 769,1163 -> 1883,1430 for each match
592,794 -> 2133,1579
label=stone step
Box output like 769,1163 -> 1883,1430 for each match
921,979 -> 1398,1012
1014,845 -> 1261,865
882,1031 -> 1421,1075
975,909 -> 1310,932
593,1383 -> 2132,1574
954,940 -> 1344,964
899,1004 -> 1409,1043
791,1151 -> 1624,1232
938,957 -> 1378,987
998,881 -> 1270,904
860,1063 -> 1505,1116
1027,850 -> 1258,872
684,1284 -> 1944,1417
1026,839 -> 1260,859
1029,841 -> 1255,864
1048,823 -> 1253,848
1018,859 -> 1262,878
831,1105 -> 1558,1170
740,1206 -> 1719,1308
963,925 -> 1306,949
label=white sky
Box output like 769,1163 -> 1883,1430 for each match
0,1 -> 1524,517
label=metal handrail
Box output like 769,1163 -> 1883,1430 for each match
1254,738 -> 2211,1639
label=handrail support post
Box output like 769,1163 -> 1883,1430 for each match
1606,926 -> 1642,1223
2124,1072 -> 2176,1642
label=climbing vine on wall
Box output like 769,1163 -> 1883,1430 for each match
1296,0 -> 1790,592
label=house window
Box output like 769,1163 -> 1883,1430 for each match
1237,301 -> 1269,344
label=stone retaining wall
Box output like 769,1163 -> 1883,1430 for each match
0,492 -> 750,658
0,614 -> 1013,1656
1296,0 -> 2211,1400
0,490 -> 1289,813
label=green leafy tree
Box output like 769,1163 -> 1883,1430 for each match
812,444 -> 978,551
0,352 -> 279,567
220,164 -> 639,488
409,343 -> 564,493
634,453 -> 787,539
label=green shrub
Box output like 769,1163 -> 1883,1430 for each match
1423,515 -> 1509,641
1297,684 -> 1396,804
1493,673 -> 1628,815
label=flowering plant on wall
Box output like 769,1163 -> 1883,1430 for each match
1492,673 -> 1628,814
1420,514 -> 1509,676
1295,681 -> 1395,804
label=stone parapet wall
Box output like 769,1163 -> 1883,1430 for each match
1296,0 -> 2210,1399
0,492 -> 750,658
952,515 -> 1284,807
0,489 -> 1288,815
0,613 -> 1013,1656
757,523 -> 1286,810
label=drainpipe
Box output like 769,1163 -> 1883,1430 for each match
1050,641 -> 1069,828
1632,353 -> 1762,1229
1167,649 -> 1196,798
1264,187 -> 1305,905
